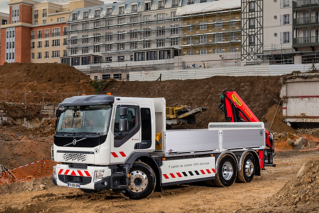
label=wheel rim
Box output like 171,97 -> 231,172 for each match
222,161 -> 233,181
128,170 -> 148,193
245,159 -> 254,177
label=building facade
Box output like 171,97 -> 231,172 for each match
0,12 -> 9,61
0,0 -> 104,65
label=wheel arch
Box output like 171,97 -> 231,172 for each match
125,152 -> 162,192
238,150 -> 260,176
215,151 -> 238,172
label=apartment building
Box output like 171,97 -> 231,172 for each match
177,0 -> 241,69
0,0 -> 103,65
0,12 -> 9,61
293,0 -> 319,63
63,0 -> 187,77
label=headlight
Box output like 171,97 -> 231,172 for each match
53,166 -> 57,179
94,170 -> 104,182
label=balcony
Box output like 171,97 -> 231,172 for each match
293,36 -> 319,47
294,16 -> 319,25
294,0 -> 319,8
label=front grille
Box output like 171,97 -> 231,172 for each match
58,175 -> 91,185
63,153 -> 87,162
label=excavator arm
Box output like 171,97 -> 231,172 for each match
219,91 -> 276,168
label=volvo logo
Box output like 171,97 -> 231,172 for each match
72,139 -> 77,145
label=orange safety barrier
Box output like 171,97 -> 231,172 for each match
0,160 -> 59,186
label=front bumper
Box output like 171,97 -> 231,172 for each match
52,164 -> 129,190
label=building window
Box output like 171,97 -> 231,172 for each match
283,14 -> 290,25
106,33 -> 113,41
188,0 -> 194,4
102,74 -> 111,80
82,35 -> 88,44
171,24 -> 179,35
38,30 -> 42,39
159,50 -> 171,59
215,33 -> 223,42
143,28 -> 151,37
117,43 -> 125,50
94,45 -> 100,53
71,48 -> 77,55
172,0 -> 178,7
43,20 -> 46,24
283,32 -> 290,43
199,49 -> 207,55
82,23 -> 89,30
119,6 -> 124,14
72,13 -> 77,21
130,16 -> 138,25
83,11 -> 89,19
52,28 -> 60,37
131,4 -> 137,13
214,20 -> 223,28
130,42 -> 137,49
31,42 -> 35,49
106,57 -> 112,62
158,0 -> 165,9
135,52 -> 145,61
157,13 -> 165,23
188,25 -> 193,31
45,40 -> 49,47
71,36 -> 77,45
106,20 -> 113,29
106,44 -> 113,51
146,51 -> 157,60
94,10 -> 100,18
188,36 -> 193,44
71,24 -> 77,31
117,31 -> 125,40
231,19 -> 237,27
230,32 -> 236,41
107,8 -> 112,16
118,18 -> 125,24
249,18 -> 255,29
214,48 -> 223,53
31,31 -> 35,39
34,10 -> 38,19
130,29 -> 138,39
63,50 -> 67,56
31,53 -> 34,60
143,15 -> 151,24
249,2 -> 255,12
118,56 -> 124,62
63,38 -> 67,45
63,27 -> 67,35
143,40 -> 151,48
93,33 -> 101,42
157,26 -> 165,36
282,0 -> 290,8
199,35 -> 207,44
157,39 -> 165,47
113,73 -> 122,80
52,39 -> 60,47
82,47 -> 88,54
52,51 -> 60,58
37,52 -> 42,59
171,38 -> 179,46
44,51 -> 49,58
38,41 -> 42,48
57,17 -> 65,22
199,22 -> 207,30
249,35 -> 255,46
230,47 -> 237,52
145,2 -> 151,11
45,29 -> 49,38
187,50 -> 193,55
94,21 -> 101,28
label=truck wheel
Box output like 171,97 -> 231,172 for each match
237,153 -> 255,183
124,162 -> 156,200
213,154 -> 237,187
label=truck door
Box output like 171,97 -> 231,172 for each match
111,105 -> 140,164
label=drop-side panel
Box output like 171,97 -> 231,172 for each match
161,157 -> 215,184
165,129 -> 219,154
222,129 -> 265,149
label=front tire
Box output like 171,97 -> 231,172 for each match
237,153 -> 255,183
213,154 -> 237,187
124,162 -> 156,200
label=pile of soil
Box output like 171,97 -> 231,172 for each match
0,177 -> 56,195
263,104 -> 295,133
0,102 -> 41,120
0,63 -> 94,103
103,76 -> 283,130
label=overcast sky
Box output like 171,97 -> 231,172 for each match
0,0 -> 116,13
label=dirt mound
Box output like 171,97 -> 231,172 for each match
263,104 -> 295,133
268,160 -> 319,207
0,63 -> 94,103
0,177 -> 56,195
103,76 -> 284,131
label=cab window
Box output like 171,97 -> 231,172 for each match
114,106 -> 137,140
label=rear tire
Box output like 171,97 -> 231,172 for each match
213,154 -> 237,187
237,153 -> 255,183
124,162 -> 156,200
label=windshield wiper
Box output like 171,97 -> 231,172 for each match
63,137 -> 87,147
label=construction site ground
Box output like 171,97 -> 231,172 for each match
0,150 -> 318,213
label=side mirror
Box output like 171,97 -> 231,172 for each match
120,107 -> 128,116
55,119 -> 59,131
119,118 -> 128,132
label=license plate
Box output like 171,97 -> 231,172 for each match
67,182 -> 80,188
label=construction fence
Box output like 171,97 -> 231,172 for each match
0,160 -> 58,186
0,90 -> 84,104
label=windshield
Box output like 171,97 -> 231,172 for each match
56,105 -> 112,134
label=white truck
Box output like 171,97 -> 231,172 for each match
52,95 -> 272,199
